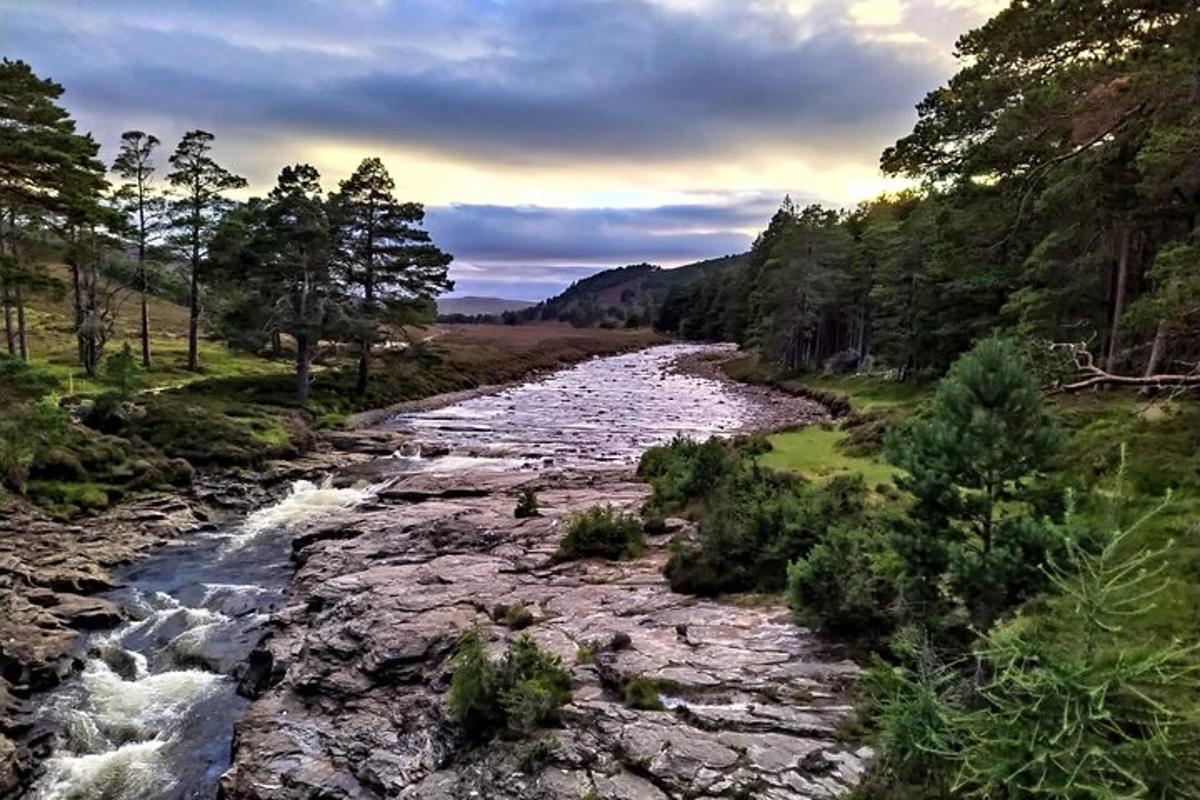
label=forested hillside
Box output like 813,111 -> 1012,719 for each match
468,255 -> 747,328
657,3 -> 1199,389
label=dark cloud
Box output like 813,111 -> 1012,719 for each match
0,0 -> 986,297
4,0 -> 943,165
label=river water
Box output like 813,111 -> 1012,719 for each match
24,344 -> 764,800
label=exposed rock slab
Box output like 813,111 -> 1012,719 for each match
223,464 -> 867,799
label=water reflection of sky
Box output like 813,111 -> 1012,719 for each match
391,344 -> 751,464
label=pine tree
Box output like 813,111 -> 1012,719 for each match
330,157 -> 452,395
112,130 -> 164,368
888,338 -> 1064,627
0,58 -> 106,362
250,164 -> 341,403
166,130 -> 247,371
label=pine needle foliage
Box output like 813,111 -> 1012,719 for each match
954,469 -> 1200,799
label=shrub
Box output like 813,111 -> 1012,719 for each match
788,523 -> 902,637
952,497 -> 1200,800
637,435 -> 739,513
665,467 -> 868,596
497,602 -> 535,630
447,627 -> 572,738
447,626 -> 502,732
622,676 -> 665,711
514,487 -> 540,518
103,343 -> 144,400
498,635 -> 573,734
555,505 -> 645,561
859,628 -> 963,795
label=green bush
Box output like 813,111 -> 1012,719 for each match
665,468 -> 868,596
555,505 -> 645,561
859,628 -> 963,796
102,343 -> 144,400
952,499 -> 1200,800
447,627 -> 573,738
515,487 -> 540,518
497,602 -> 535,630
622,676 -> 665,711
788,523 -> 902,637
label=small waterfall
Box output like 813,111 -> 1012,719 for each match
228,476 -> 378,549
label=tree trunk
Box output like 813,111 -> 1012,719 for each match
1106,227 -> 1131,372
141,290 -> 151,369
297,334 -> 310,404
138,188 -> 152,369
356,339 -> 370,396
2,277 -> 14,356
187,227 -> 201,372
15,283 -> 27,361
70,237 -> 86,370
1143,320 -> 1168,378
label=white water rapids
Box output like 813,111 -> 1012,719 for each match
27,478 -> 380,800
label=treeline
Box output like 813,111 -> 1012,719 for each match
658,1 -> 1200,387
0,59 -> 452,401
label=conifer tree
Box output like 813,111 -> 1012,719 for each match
888,338 -> 1064,627
330,157 -> 452,395
112,130 -> 164,368
166,130 -> 246,371
0,58 -> 106,362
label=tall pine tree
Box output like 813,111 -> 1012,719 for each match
166,130 -> 246,371
330,157 -> 452,394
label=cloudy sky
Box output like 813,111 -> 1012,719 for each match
3,0 -> 1002,299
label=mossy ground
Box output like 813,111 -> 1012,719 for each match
757,426 -> 899,487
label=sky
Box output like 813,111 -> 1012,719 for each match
2,0 -> 1004,299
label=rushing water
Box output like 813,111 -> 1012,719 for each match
25,480 -> 379,800
24,344 -> 761,800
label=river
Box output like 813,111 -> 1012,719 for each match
23,344 -> 824,800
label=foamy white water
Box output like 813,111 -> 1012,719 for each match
229,476 -> 378,548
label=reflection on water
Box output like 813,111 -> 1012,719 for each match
389,344 -> 753,463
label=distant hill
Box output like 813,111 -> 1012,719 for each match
511,255 -> 749,329
437,296 -> 535,317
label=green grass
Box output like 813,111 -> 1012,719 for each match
787,375 -> 932,412
758,426 -> 899,487
30,340 -> 293,398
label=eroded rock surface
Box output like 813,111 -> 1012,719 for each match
222,466 -> 868,800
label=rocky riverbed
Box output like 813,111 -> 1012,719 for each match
6,343 -> 863,800
222,345 -> 866,800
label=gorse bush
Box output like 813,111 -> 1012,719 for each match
788,522 -> 902,638
638,434 -> 769,516
447,627 -> 572,738
555,505 -> 645,561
